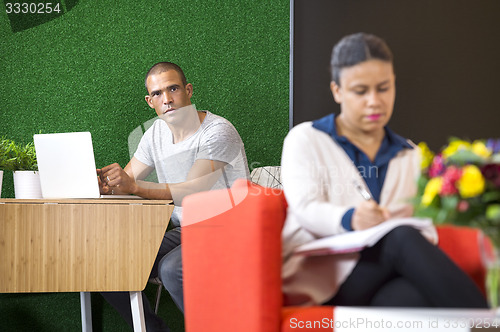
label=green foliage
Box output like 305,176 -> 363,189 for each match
446,149 -> 486,166
487,204 -> 500,223
0,136 -> 16,170
1,140 -> 38,171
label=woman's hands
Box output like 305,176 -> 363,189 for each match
351,200 -> 391,231
97,163 -> 138,195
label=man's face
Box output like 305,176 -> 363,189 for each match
145,70 -> 193,118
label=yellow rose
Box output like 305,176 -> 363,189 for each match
471,140 -> 492,158
421,177 -> 443,206
418,142 -> 434,170
442,140 -> 471,159
457,165 -> 485,198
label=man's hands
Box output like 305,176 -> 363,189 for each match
97,163 -> 137,195
351,200 -> 391,231
96,158 -> 226,201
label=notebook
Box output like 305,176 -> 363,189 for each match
294,217 -> 437,256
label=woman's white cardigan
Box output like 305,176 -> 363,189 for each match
281,122 -> 422,305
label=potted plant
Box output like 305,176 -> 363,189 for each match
3,139 -> 42,199
0,136 -> 14,198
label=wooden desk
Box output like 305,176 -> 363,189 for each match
0,198 -> 173,331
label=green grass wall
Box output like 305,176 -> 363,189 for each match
0,0 -> 289,198
0,0 -> 289,330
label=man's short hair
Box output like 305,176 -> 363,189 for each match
144,62 -> 188,92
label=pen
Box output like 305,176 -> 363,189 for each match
353,181 -> 372,201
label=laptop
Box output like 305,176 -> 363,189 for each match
34,132 -> 144,199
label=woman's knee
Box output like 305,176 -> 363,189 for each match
384,225 -> 422,245
375,225 -> 429,260
388,225 -> 420,237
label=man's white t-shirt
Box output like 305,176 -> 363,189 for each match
134,111 -> 249,226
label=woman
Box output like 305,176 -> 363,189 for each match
281,32 -> 487,308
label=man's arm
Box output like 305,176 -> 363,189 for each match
125,156 -> 155,181
167,159 -> 227,203
99,157 -> 227,203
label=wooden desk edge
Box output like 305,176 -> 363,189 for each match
0,200 -> 173,292
0,198 -> 173,205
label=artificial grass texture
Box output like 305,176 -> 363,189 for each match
0,0 -> 289,198
0,282 -> 185,331
0,0 -> 290,330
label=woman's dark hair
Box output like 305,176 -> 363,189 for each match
330,33 -> 393,85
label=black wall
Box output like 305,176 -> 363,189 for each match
292,0 -> 500,151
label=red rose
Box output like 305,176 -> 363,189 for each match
440,166 -> 462,196
481,163 -> 500,188
429,154 -> 445,178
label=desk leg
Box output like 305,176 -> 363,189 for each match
130,291 -> 146,332
80,292 -> 92,332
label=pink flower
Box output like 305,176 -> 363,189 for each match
440,166 -> 462,196
428,154 -> 445,178
457,200 -> 469,212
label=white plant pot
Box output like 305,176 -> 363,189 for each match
13,170 -> 42,199
0,170 -> 3,198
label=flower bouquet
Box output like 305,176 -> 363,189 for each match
414,138 -> 500,241
413,138 -> 500,306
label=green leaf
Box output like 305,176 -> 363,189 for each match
446,149 -> 485,166
441,195 -> 459,211
414,205 -> 438,220
1,139 -> 38,171
0,137 -> 15,169
436,209 -> 450,224
483,191 -> 500,203
491,153 -> 500,163
487,204 -> 500,222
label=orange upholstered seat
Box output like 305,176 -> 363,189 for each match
182,179 -> 488,332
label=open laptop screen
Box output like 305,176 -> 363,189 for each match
34,132 -> 100,199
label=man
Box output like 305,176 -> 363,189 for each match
99,62 -> 249,331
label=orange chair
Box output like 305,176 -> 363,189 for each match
182,179 -> 488,332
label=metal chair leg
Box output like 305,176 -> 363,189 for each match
149,277 -> 163,314
154,283 -> 162,314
